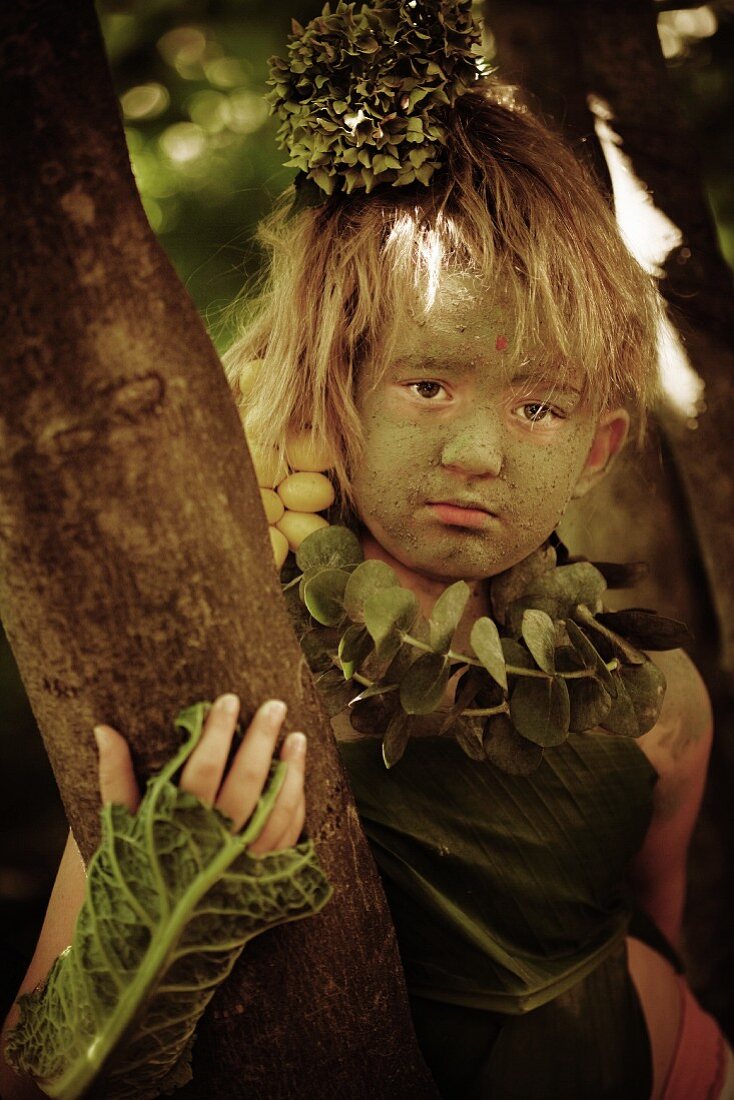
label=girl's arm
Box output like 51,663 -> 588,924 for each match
0,832 -> 86,1099
0,695 -> 307,1100
629,648 -> 713,952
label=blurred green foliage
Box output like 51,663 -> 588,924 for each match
96,0 -> 326,350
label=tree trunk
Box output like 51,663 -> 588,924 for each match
0,2 -> 437,1096
482,0 -> 610,188
486,0 -> 734,1040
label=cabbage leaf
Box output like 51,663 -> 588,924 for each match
5,702 -> 332,1099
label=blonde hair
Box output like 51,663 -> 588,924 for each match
224,80 -> 661,517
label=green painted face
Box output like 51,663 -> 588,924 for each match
351,280 -> 603,581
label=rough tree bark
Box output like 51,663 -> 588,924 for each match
486,0 -> 734,1037
0,2 -> 438,1096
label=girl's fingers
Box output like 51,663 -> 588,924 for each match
215,699 -> 287,832
248,732 -> 307,855
94,725 -> 141,812
93,696 -> 299,842
179,693 -> 240,805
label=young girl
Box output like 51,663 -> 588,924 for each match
3,1 -> 733,1096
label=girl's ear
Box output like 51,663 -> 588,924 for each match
572,408 -> 631,499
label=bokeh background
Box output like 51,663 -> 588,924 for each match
2,0 -> 733,1023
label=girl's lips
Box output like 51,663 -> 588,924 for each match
428,503 -> 494,529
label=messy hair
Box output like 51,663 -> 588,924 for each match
224,80 -> 661,516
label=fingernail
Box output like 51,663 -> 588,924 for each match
218,693 -> 240,715
93,725 -> 111,751
288,732 -> 306,757
265,699 -> 287,722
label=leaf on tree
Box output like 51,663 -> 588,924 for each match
567,678 -> 613,732
343,559 -> 398,623
314,669 -> 358,716
359,643 -> 403,682
521,609 -> 556,675
5,704 -> 331,1100
383,641 -> 422,683
501,637 -> 535,671
399,652 -> 449,714
470,616 -> 508,690
349,691 -> 400,734
303,568 -> 350,626
596,608 -> 691,651
453,715 -> 487,761
428,580 -> 470,653
598,671 -> 639,737
509,675 -> 570,747
599,660 -> 666,737
337,623 -> 373,679
564,618 -> 617,697
295,524 -> 363,572
382,711 -> 412,769
622,660 -> 667,736
350,682 -> 400,703
554,644 -> 586,674
507,563 -> 607,629
573,604 -> 646,666
483,714 -> 544,775
433,666 -> 485,735
364,587 -> 419,659
410,615 -> 432,645
505,596 -> 563,635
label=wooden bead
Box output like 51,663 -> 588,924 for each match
260,488 -> 285,524
277,471 -> 335,513
269,526 -> 290,570
276,510 -> 329,551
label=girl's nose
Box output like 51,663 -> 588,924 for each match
439,414 -> 504,477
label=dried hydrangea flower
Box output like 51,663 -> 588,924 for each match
267,0 -> 484,197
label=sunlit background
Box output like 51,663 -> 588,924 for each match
1,0 -> 733,1019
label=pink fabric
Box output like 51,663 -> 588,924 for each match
661,976 -> 727,1100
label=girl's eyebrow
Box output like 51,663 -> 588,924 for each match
509,371 -> 583,396
393,356 -> 476,374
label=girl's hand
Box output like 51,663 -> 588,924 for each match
93,695 -> 306,855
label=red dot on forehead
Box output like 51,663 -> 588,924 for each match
495,335 -> 509,351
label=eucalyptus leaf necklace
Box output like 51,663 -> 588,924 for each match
282,525 -> 689,775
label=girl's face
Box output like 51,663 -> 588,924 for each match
351,279 -> 626,582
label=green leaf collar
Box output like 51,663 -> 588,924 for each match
284,526 -> 690,775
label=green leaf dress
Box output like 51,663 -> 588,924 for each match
338,729 -> 676,1099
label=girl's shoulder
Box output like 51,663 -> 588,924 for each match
635,648 -> 713,810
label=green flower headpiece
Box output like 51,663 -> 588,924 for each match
266,0 -> 484,200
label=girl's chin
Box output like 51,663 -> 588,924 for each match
359,525 -> 513,581
392,552 -> 503,583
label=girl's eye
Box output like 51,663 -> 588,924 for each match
516,402 -> 561,424
407,381 -> 448,401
